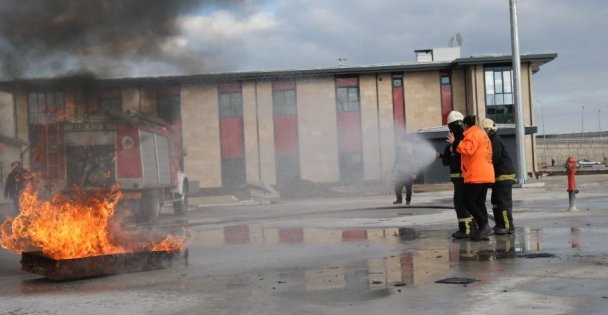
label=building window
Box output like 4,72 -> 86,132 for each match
484,66 -> 514,123
95,89 -> 122,114
392,75 -> 406,138
335,76 -> 363,181
219,92 -> 243,118
440,73 -> 452,125
157,86 -> 180,123
336,77 -> 360,112
28,91 -> 65,124
272,81 -> 297,116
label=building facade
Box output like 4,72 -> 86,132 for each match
0,50 -> 556,194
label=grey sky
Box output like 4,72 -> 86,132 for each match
1,0 -> 605,134
181,0 -> 606,135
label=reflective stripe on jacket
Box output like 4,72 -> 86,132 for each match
457,126 -> 495,184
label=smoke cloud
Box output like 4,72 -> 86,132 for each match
394,132 -> 437,177
0,0 -> 246,79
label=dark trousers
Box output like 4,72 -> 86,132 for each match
394,175 -> 413,203
11,196 -> 20,214
452,178 -> 469,219
463,183 -> 490,228
491,180 -> 514,229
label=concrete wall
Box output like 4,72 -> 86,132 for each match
296,78 -> 339,182
404,71 -> 442,131
242,82 -> 259,183
122,87 -> 140,113
0,91 -> 15,137
451,68 -> 467,114
536,137 -> 608,168
181,84 -> 222,188
256,81 -> 277,185
359,74 -> 382,181
15,89 -> 28,144
377,74 -> 397,179
242,81 -> 277,185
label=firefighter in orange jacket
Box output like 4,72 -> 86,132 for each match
438,111 -> 476,239
447,115 -> 495,241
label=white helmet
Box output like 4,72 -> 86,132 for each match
481,118 -> 497,131
447,111 -> 464,124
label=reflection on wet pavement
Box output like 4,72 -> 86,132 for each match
4,223 -> 606,315
187,225 -> 550,292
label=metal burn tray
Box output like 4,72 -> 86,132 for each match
21,249 -> 188,281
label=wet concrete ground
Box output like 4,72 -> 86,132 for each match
1,174 -> 608,314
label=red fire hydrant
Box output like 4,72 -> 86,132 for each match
564,156 -> 578,211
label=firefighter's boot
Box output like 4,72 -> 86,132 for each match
493,207 -> 514,235
451,216 -> 475,239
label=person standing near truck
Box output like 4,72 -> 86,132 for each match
4,160 -> 29,213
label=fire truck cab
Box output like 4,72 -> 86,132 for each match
38,111 -> 188,223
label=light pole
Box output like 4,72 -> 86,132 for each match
599,109 -> 602,132
537,100 -> 547,168
509,0 -> 527,184
581,106 -> 585,141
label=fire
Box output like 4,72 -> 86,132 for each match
1,183 -> 186,259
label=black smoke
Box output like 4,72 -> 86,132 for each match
0,0 -> 245,79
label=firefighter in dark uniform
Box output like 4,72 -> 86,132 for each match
4,160 -> 29,213
481,118 -> 516,234
438,111 -> 476,239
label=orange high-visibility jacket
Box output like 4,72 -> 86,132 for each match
457,126 -> 495,184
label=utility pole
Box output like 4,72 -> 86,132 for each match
538,100 -> 547,168
581,106 -> 585,141
509,0 -> 527,184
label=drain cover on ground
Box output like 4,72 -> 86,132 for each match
435,277 -> 479,284
516,253 -> 557,259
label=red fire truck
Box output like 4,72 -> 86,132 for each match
37,111 -> 188,223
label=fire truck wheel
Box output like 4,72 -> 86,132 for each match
142,190 -> 161,222
173,182 -> 188,216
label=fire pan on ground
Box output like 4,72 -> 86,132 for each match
21,249 -> 188,281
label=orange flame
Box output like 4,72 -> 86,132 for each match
1,184 -> 186,259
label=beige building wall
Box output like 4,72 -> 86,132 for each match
242,81 -> 277,185
451,68 -> 467,114
0,91 -> 15,137
181,84 -> 222,188
377,74 -> 396,179
139,87 -> 157,115
471,65 -> 487,118
64,89 -> 80,122
470,63 -> 537,177
359,74 -> 382,180
15,90 -> 28,143
256,81 -> 277,184
296,77 -> 339,182
242,82 -> 259,183
404,71 -> 442,131
121,87 -> 139,113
